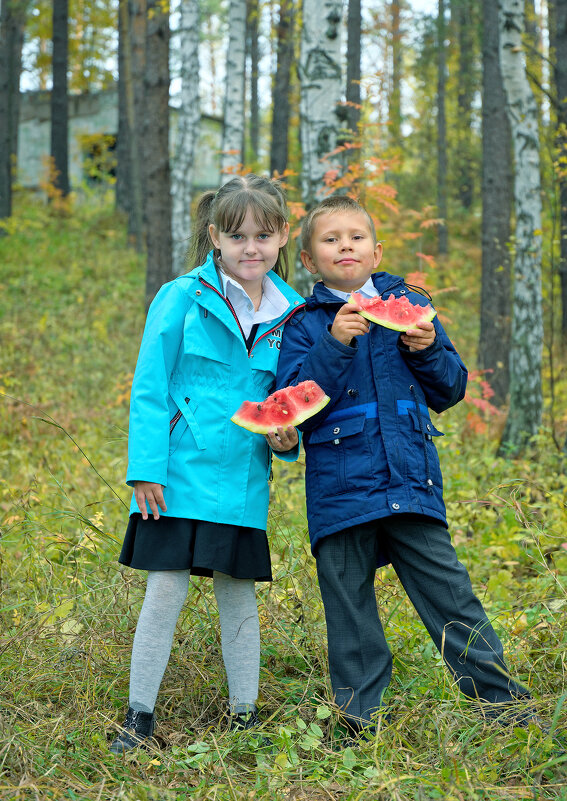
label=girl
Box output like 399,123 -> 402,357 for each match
110,175 -> 304,753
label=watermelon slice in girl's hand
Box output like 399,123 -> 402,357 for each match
231,380 -> 330,435
347,291 -> 436,332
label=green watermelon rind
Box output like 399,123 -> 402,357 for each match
347,292 -> 437,332
231,382 -> 330,435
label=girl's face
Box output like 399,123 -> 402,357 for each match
209,207 -> 289,293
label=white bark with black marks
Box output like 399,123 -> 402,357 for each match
172,0 -> 200,276
498,0 -> 543,454
298,0 -> 344,208
221,0 -> 246,181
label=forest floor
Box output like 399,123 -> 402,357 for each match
1,191 -> 566,800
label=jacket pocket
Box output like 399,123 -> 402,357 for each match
406,409 -> 443,488
307,415 -> 370,496
169,393 -> 206,452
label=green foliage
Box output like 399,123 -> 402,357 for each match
1,193 -> 566,800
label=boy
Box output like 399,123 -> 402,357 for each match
276,196 -> 532,736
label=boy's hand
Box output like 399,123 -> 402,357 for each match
133,481 -> 167,520
266,425 -> 299,452
331,304 -> 370,345
401,321 -> 436,352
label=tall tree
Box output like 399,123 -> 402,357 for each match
453,0 -> 475,208
116,0 -> 144,251
50,0 -> 70,197
246,0 -> 259,163
549,0 -> 567,341
0,0 -> 25,224
221,0 -> 246,180
298,0 -> 344,207
437,0 -> 448,254
478,0 -> 512,407
270,0 -> 294,176
171,0 -> 200,276
143,0 -> 172,307
346,0 -> 361,144
497,0 -> 543,455
389,0 -> 402,149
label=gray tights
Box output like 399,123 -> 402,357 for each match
129,569 -> 260,715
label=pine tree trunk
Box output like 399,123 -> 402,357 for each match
221,0 -> 246,180
437,0 -> 448,254
116,0 -> 130,214
144,0 -> 172,308
550,0 -> 567,341
299,0 -> 344,207
497,0 -> 543,455
246,0 -> 259,162
478,0 -> 512,407
171,0 -> 200,276
455,0 -> 475,208
390,0 -> 402,148
270,0 -> 294,176
117,0 -> 144,250
0,0 -> 12,223
51,0 -> 70,196
130,0 -> 146,231
346,0 -> 361,144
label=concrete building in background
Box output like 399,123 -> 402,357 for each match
17,88 -> 222,192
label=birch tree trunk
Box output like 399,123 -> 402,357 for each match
390,0 -> 402,149
171,0 -> 200,276
144,0 -> 172,307
497,0 -> 543,455
221,0 -> 246,181
299,0 -> 344,208
479,0 -> 512,407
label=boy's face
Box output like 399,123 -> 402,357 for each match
301,210 -> 383,293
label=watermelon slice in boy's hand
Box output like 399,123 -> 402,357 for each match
347,291 -> 436,332
231,380 -> 330,435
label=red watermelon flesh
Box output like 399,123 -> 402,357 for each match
348,291 -> 436,332
231,380 -> 330,434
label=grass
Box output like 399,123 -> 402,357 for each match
0,191 -> 566,800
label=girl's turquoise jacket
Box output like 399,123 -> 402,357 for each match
126,253 -> 305,528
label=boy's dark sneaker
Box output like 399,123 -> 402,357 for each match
109,707 -> 155,754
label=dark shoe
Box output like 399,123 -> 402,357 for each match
228,708 -> 261,731
109,707 -> 155,754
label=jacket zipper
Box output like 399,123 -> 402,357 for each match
198,276 -> 305,356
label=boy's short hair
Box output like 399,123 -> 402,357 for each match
301,196 -> 377,255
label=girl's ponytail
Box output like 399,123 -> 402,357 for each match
188,191 -> 216,269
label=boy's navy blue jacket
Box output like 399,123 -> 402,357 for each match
275,272 -> 468,565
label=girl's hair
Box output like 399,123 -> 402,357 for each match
189,174 -> 291,280
301,195 -> 377,255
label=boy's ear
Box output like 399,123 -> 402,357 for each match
300,249 -> 319,275
374,242 -> 383,269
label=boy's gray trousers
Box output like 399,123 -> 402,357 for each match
315,514 -> 532,729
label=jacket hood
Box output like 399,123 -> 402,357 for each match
305,271 -> 407,309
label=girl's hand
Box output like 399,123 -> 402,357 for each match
133,481 -> 167,520
266,425 -> 299,452
401,321 -> 436,352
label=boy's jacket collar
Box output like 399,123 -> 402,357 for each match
305,272 -> 406,308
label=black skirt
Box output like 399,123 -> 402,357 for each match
118,514 -> 273,581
